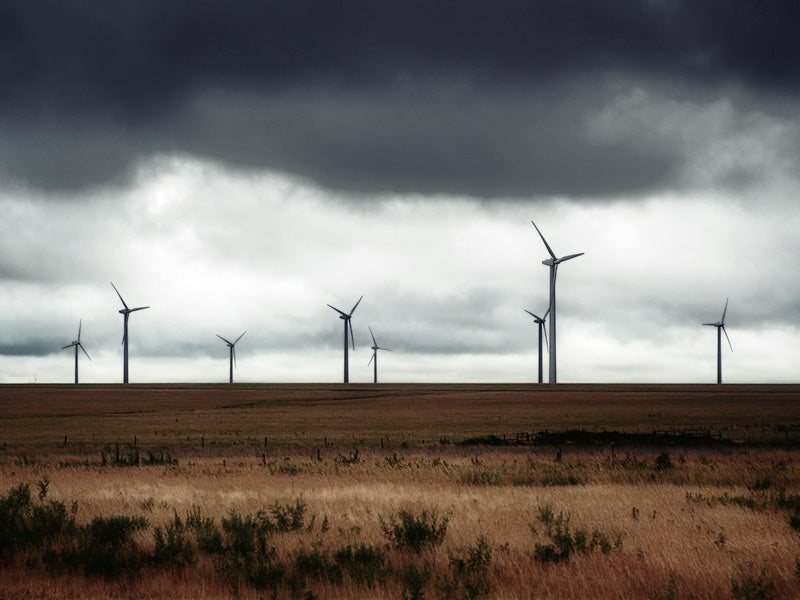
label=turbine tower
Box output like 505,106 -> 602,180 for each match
327,295 -> 363,383
61,320 -> 90,384
111,282 -> 149,384
217,332 -> 246,384
367,326 -> 392,384
524,308 -> 549,384
531,221 -> 584,384
703,298 -> 732,384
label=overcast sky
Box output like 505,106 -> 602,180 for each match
1,1 -> 798,383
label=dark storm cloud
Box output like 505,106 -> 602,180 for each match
2,0 -> 800,194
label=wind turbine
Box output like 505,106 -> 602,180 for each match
524,308 -> 549,384
703,298 -> 732,384
327,295 -> 363,383
111,282 -> 149,384
531,221 -> 584,384
61,320 -> 90,384
367,326 -> 392,384
217,331 -> 246,384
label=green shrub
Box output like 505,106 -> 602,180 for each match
444,536 -> 493,598
77,515 -> 149,577
382,509 -> 449,553
399,563 -> 430,600
333,543 -> 387,587
186,506 -> 224,554
655,452 -> 674,471
292,547 -> 343,587
152,513 -> 194,568
269,498 -> 307,532
0,481 -> 76,557
532,506 -> 618,563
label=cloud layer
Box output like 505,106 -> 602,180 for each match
1,2 -> 798,383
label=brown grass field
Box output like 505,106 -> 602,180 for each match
1,383 -> 800,599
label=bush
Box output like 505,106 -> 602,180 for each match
334,543 -> 387,587
381,509 -> 449,553
444,536 -> 493,598
152,513 -> 194,568
399,563 -> 430,600
186,507 -> 224,554
0,481 -> 76,557
655,452 -> 674,471
77,515 -> 149,577
291,547 -> 343,587
532,506 -> 618,563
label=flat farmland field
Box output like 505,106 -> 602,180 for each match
1,383 -> 800,599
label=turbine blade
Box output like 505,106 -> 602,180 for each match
130,306 -> 149,312
349,295 -> 364,316
369,326 -> 377,346
702,323 -> 716,327
77,319 -> 82,341
543,307 -> 550,320
233,347 -> 237,368
79,343 -> 91,361
531,220 -> 557,260
722,326 -> 733,352
349,320 -> 356,350
557,252 -> 585,263
327,304 -> 348,317
234,331 -> 246,345
380,347 -> 393,352
524,309 -> 537,318
110,282 -> 129,310
217,334 -> 233,345
61,343 -> 73,350
721,298 -> 729,324
368,352 -> 375,366
542,323 -> 549,352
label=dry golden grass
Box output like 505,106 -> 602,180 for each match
1,384 -> 799,598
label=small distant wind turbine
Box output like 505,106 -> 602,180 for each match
524,308 -> 549,384
111,282 -> 149,384
703,298 -> 732,384
367,326 -> 392,384
327,295 -> 363,383
217,331 -> 246,384
61,320 -> 90,384
531,221 -> 584,384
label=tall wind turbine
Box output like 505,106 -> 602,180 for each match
703,298 -> 732,384
367,326 -> 392,384
327,295 -> 363,383
524,308 -> 549,384
217,331 -> 246,384
111,282 -> 149,384
531,221 -> 584,384
61,320 -> 90,384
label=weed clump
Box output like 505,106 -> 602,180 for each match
443,535 -> 493,598
0,480 -> 76,557
531,504 -> 619,563
381,509 -> 449,553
